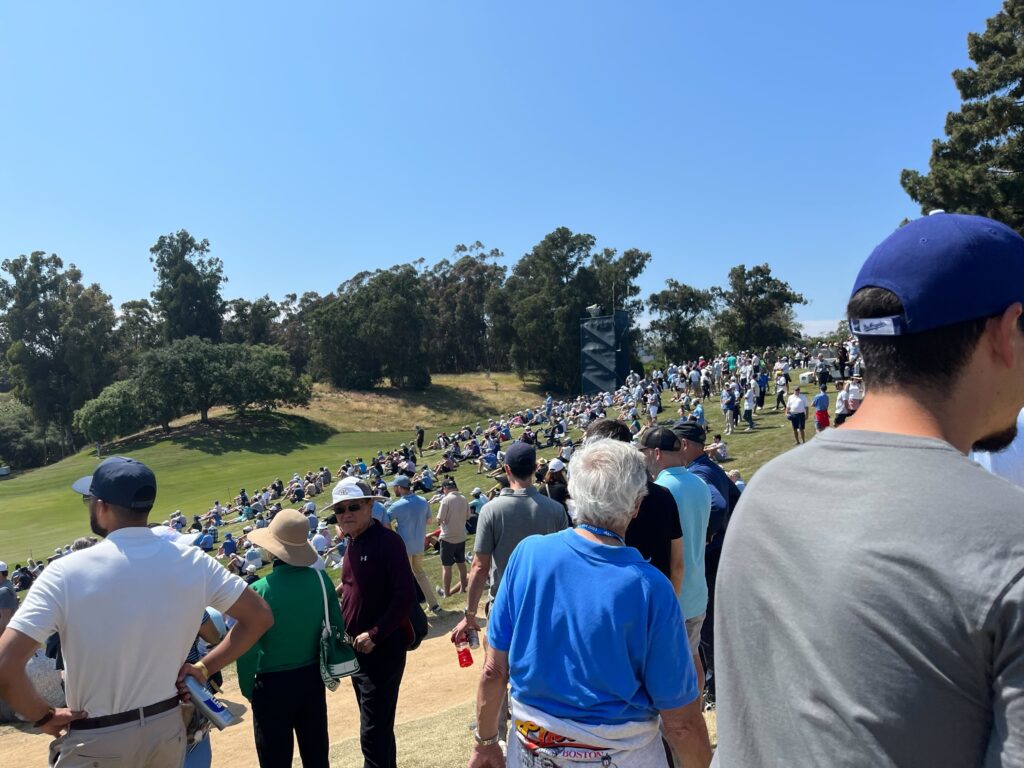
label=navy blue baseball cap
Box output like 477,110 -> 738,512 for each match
72,456 -> 157,511
503,441 -> 537,476
850,212 -> 1024,336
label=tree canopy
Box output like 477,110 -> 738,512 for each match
150,230 -> 226,342
902,0 -> 1024,231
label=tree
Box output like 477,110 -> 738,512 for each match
0,399 -> 61,469
0,252 -> 117,452
171,337 -> 228,423
901,1 -> 1024,230
73,380 -> 144,443
647,280 -> 718,361
135,345 -> 188,431
222,295 -> 279,345
310,266 -> 432,390
113,299 -> 162,376
423,244 -> 507,373
278,291 -> 325,375
223,344 -> 313,415
714,264 -> 806,351
150,230 -> 226,342
495,228 -> 649,392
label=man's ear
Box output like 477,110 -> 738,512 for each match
988,302 -> 1024,369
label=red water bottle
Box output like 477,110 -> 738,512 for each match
456,639 -> 474,668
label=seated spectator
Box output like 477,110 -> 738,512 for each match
705,434 -> 729,462
219,533 -> 237,558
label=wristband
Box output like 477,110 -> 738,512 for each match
194,660 -> 211,681
474,730 -> 500,746
34,707 -> 56,729
464,609 -> 477,618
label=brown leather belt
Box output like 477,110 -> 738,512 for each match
69,696 -> 180,731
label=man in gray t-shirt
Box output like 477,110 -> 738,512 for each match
716,213 -> 1024,766
451,442 -> 567,639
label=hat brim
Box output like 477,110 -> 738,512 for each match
320,495 -> 385,512
71,475 -> 92,495
247,527 -> 318,567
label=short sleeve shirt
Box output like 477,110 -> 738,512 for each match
437,493 -> 470,543
9,529 -> 245,717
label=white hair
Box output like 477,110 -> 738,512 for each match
567,437 -> 648,530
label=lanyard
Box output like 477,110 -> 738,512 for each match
577,523 -> 625,546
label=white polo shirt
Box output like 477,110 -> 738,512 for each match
9,527 -> 246,717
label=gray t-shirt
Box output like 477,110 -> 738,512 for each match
716,429 -> 1024,767
474,486 -> 569,597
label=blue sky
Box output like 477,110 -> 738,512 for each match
0,1 -> 1003,335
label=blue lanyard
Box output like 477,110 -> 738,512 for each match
577,523 -> 625,546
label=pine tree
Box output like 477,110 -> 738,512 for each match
902,0 -> 1024,230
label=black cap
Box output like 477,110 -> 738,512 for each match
503,441 -> 537,476
638,427 -> 681,451
672,421 -> 707,445
71,456 -> 157,511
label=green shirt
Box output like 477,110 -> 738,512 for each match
236,563 -> 344,699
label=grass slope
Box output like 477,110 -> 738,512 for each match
0,371 -> 813,572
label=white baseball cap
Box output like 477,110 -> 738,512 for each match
548,458 -> 566,473
0,561 -> 8,572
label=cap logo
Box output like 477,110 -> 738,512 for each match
851,316 -> 904,336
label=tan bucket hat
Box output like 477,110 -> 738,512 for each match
246,509 -> 318,567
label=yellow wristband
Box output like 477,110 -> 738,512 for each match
194,660 -> 210,681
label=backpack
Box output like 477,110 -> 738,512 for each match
402,600 -> 429,651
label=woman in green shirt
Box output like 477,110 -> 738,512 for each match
238,509 -> 343,768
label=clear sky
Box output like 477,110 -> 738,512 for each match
0,1 -> 1003,335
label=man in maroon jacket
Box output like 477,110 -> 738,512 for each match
328,479 -> 415,768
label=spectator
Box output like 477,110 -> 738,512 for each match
717,212 -> 1024,765
812,384 -> 831,432
536,458 -> 570,514
469,438 -> 712,768
0,562 -> 17,634
436,479 -> 470,598
785,387 -> 809,444
386,475 -> 441,614
834,380 -> 851,426
330,480 -> 416,768
586,419 -> 683,594
639,427 -> 712,696
237,510 -> 342,768
0,456 -> 272,767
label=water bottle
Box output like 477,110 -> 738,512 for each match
455,639 -> 474,668
183,675 -> 235,730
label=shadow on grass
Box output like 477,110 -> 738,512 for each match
113,413 -> 338,457
355,383 -> 502,417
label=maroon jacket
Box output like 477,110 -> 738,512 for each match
340,520 -> 415,644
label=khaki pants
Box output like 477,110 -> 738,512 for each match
409,553 -> 437,609
50,706 -> 185,768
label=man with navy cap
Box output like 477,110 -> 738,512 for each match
0,456 -> 273,767
716,213 -> 1024,766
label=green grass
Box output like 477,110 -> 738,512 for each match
0,372 -> 819,572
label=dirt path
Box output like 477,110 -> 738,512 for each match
3,627 -> 481,767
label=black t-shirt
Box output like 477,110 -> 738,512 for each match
625,480 -> 683,582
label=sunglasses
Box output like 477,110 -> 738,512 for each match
82,495 -> 93,505
336,502 -> 365,514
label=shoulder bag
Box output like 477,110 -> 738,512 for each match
315,571 -> 359,690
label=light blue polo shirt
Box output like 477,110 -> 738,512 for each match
656,466 -> 711,619
387,494 -> 430,555
488,529 -> 698,725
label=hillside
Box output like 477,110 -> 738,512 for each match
0,373 -> 548,562
0,371 -> 812,565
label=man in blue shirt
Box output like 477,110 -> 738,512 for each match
640,426 -> 712,696
674,421 -> 742,704
387,475 -> 440,614
812,384 -> 831,432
